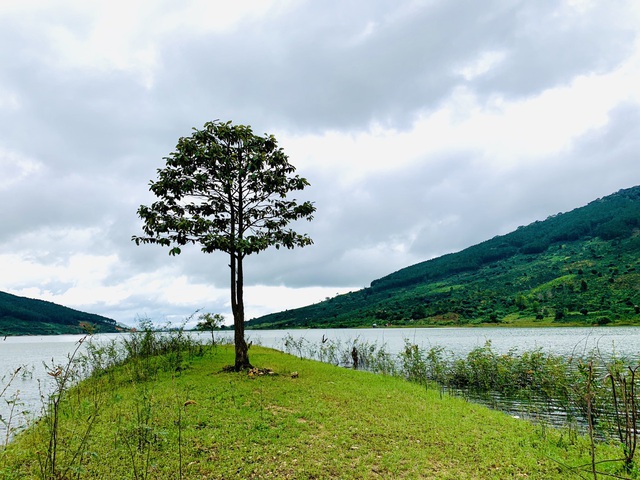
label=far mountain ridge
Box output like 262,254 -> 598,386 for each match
0,290 -> 121,336
247,185 -> 640,329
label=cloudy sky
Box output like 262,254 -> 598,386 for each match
1,0 -> 640,327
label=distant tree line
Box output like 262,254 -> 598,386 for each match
0,291 -> 118,336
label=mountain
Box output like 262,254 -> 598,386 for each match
247,185 -> 640,329
0,291 -> 122,335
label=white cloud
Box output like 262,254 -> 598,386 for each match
0,0 -> 639,327
244,285 -> 355,321
280,124 -> 427,186
456,50 -> 507,81
0,88 -> 20,110
6,1 -> 292,89
413,59 -> 640,166
283,54 -> 640,186
0,149 -> 43,189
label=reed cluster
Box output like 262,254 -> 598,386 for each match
282,333 -> 640,477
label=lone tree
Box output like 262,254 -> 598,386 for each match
196,312 -> 224,345
133,120 -> 315,370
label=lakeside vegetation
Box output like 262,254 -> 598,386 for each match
248,186 -> 640,329
1,326 -> 639,479
283,333 -> 640,459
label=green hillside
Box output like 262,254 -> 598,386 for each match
247,185 -> 640,329
0,291 -> 121,335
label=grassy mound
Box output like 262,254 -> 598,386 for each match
0,345 -> 626,479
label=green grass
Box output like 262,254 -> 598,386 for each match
0,346 -> 630,479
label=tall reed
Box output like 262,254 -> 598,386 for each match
0,365 -> 29,447
1,317 -> 215,478
282,332 -> 640,475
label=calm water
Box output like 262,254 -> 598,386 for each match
2,327 -> 639,441
246,326 -> 640,359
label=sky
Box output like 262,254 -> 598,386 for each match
1,0 -> 640,328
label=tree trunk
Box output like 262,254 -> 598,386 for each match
231,252 -> 251,370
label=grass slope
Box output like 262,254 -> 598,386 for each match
0,290 -> 120,335
248,185 -> 640,329
1,346 -> 623,479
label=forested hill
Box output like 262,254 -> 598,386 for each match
0,291 -> 121,335
247,185 -> 640,329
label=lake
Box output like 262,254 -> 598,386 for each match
245,325 -> 640,359
2,326 -> 640,441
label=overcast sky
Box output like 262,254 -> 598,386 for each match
1,0 -> 640,327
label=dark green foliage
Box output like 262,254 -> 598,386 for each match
132,121 -> 315,257
0,291 -> 120,336
247,185 -> 640,329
